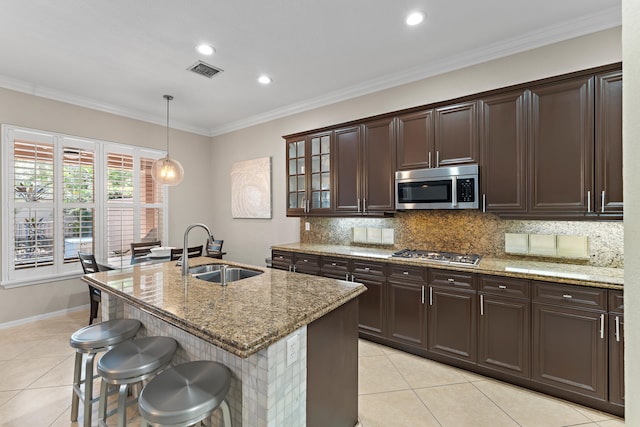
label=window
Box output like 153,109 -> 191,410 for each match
1,125 -> 167,286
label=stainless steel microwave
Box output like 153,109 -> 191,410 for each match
395,164 -> 479,210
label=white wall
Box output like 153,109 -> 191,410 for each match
0,88 -> 214,324
210,27 -> 622,267
622,0 -> 639,423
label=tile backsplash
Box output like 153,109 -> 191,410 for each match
299,211 -> 623,268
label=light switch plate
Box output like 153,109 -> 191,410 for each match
528,234 -> 557,256
505,233 -> 529,254
367,228 -> 382,244
382,228 -> 394,245
352,227 -> 367,243
557,235 -> 590,259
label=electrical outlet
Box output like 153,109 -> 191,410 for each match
305,222 -> 310,231
286,334 -> 299,366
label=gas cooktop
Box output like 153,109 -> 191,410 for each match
391,249 -> 481,266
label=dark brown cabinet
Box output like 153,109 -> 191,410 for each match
479,91 -> 528,213
528,76 -> 594,215
531,281 -> 607,400
596,71 -> 623,216
608,290 -> 624,407
352,260 -> 387,338
427,269 -> 477,364
286,131 -> 333,216
387,265 -> 426,348
271,250 -> 320,274
271,250 -> 294,271
434,101 -> 479,167
396,110 -> 434,170
334,119 -> 395,214
478,275 -> 530,379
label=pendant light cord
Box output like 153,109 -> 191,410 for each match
163,94 -> 173,157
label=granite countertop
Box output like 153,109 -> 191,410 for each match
271,243 -> 624,290
82,257 -> 366,358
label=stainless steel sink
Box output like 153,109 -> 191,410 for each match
191,265 -> 263,284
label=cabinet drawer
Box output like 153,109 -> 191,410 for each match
388,265 -> 425,282
609,290 -> 624,314
294,253 -> 321,268
532,281 -> 607,311
271,250 -> 293,267
322,256 -> 350,273
428,268 -> 476,290
479,275 -> 530,299
352,260 -> 386,277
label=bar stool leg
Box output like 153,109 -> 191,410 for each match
220,399 -> 231,427
71,352 -> 83,421
83,353 -> 96,427
117,383 -> 129,427
98,379 -> 108,422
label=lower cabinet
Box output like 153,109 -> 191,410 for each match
352,260 -> 387,338
608,290 -> 624,407
427,269 -> 477,364
531,281 -> 608,400
387,265 -> 426,348
478,275 -> 531,379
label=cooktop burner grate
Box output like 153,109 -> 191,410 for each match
391,249 -> 481,266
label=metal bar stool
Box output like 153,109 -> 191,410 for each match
70,319 -> 141,427
97,336 -> 178,427
138,360 -> 232,427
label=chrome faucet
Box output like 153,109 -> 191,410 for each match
181,223 -> 214,277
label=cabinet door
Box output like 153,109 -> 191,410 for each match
480,91 -> 528,213
293,253 -> 321,275
478,293 -> 530,378
595,71 -> 623,215
271,250 -> 293,271
388,280 -> 426,348
529,77 -> 594,214
609,313 -> 624,406
532,303 -> 606,400
434,101 -> 479,167
334,126 -> 362,213
355,274 -> 386,337
286,137 -> 308,216
396,110 -> 434,170
362,118 -> 396,212
427,286 -> 477,363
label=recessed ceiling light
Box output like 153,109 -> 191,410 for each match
196,44 -> 215,55
406,11 -> 425,26
258,75 -> 272,85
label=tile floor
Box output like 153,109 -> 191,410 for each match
0,309 -> 626,427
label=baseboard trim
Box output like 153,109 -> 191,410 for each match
0,304 -> 89,330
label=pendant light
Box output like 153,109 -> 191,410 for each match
151,95 -> 184,185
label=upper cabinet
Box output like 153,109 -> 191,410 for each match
528,76 -> 594,215
396,101 -> 479,171
480,66 -> 622,219
286,131 -> 333,216
595,70 -> 623,216
334,118 -> 396,214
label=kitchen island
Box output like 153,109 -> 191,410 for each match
82,257 -> 366,427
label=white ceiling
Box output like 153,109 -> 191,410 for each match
0,0 -> 621,137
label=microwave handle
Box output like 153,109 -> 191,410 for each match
452,176 -> 457,207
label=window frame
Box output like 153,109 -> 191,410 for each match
1,124 -> 168,287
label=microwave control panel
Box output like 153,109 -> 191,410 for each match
457,178 -> 476,202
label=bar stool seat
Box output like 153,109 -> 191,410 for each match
97,336 -> 178,427
70,318 -> 141,427
138,360 -> 232,427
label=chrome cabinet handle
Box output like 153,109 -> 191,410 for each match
345,273 -> 349,281
482,194 -> 486,213
363,198 -> 367,213
562,294 -> 572,299
357,198 -> 361,213
331,262 -> 337,266
403,271 -> 409,275
422,285 -> 425,304
600,314 -> 605,339
498,285 -> 507,289
587,190 -> 591,213
447,278 -> 455,283
364,267 -> 370,272
436,151 -> 440,168
480,294 -> 484,316
615,316 -> 620,342
601,190 -> 606,213
428,151 -> 432,168
429,287 -> 433,305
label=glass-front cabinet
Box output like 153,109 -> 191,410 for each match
286,131 -> 332,216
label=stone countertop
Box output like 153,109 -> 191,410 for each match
81,257 -> 366,358
271,243 -> 624,290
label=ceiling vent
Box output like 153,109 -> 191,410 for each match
187,61 -> 223,79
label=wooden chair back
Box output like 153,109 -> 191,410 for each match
130,240 -> 162,260
171,245 -> 203,261
78,252 -> 100,274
